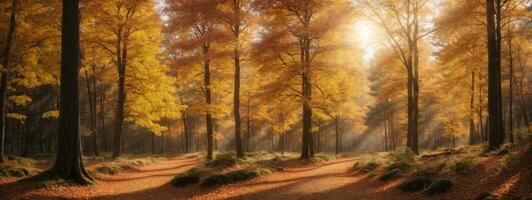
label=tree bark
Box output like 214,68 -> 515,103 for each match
486,0 -> 504,150
230,0 -> 244,158
204,49 -> 214,160
507,17 -> 514,143
84,69 -> 99,156
36,0 -> 93,183
0,0 -> 17,163
469,67 -> 476,144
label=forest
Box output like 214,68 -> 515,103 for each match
0,0 -> 530,199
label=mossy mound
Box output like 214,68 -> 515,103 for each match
206,153 -> 237,169
449,156 -> 476,175
227,170 -> 259,182
476,192 -> 499,200
398,175 -> 431,192
201,174 -> 232,187
425,179 -> 453,195
0,166 -> 34,177
171,169 -> 201,187
386,162 -> 413,172
360,162 -> 378,173
201,168 -> 265,187
379,168 -> 400,181
96,166 -> 120,175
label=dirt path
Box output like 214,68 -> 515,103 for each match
0,155 -> 200,200
186,156 -> 424,200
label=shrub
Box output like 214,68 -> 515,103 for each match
379,168 -> 400,181
206,153 -> 237,169
398,174 -> 431,192
172,170 -> 201,187
425,179 -> 453,195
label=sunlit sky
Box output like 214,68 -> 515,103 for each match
350,20 -> 379,67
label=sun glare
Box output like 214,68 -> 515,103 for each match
351,20 -> 378,65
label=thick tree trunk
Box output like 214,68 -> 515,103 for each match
113,65 -> 126,158
486,0 -> 504,150
36,0 -> 93,183
0,0 -> 17,163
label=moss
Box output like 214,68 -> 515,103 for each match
361,162 -> 378,173
449,156 -> 476,175
227,170 -> 259,182
386,162 -> 413,172
495,153 -> 519,173
206,153 -> 237,169
425,179 -> 453,195
96,166 -> 120,175
379,168 -> 401,181
201,174 -> 231,187
0,166 -> 35,177
171,170 -> 201,187
389,148 -> 416,164
398,174 -> 431,192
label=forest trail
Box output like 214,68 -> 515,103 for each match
186,156 -> 417,200
0,155 -> 200,200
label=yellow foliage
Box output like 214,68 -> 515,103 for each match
8,95 -> 32,106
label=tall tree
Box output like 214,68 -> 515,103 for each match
485,0 -> 504,150
0,0 -> 17,163
164,0 -> 227,160
35,0 -> 93,184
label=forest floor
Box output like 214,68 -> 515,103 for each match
0,146 -> 530,200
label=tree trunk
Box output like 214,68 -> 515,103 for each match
507,18 -> 514,143
470,67 -> 476,144
36,0 -> 93,183
335,117 -> 340,154
99,88 -> 106,152
0,0 -> 17,163
84,70 -> 99,156
204,51 -> 214,160
246,97 -> 250,152
112,33 -> 128,159
486,0 -> 504,150
231,0 -> 244,158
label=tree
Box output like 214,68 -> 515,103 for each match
85,0 -> 177,158
164,0 -> 228,160
0,0 -> 17,163
253,0 -> 353,159
218,0 -> 253,158
359,0 -> 436,154
35,0 -> 93,184
485,0 -> 504,150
